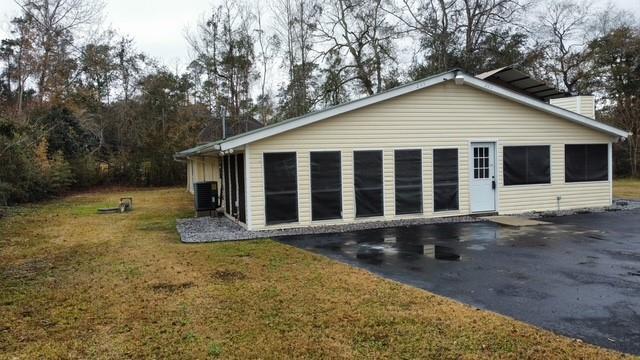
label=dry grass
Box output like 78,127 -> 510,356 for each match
614,178 -> 640,200
0,188 -> 634,359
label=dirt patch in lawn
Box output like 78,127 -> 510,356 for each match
150,282 -> 195,293
0,187 -> 633,359
211,269 -> 246,282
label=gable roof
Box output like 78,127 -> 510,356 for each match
176,70 -> 629,158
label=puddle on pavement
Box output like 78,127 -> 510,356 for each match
354,243 -> 461,263
424,245 -> 461,261
310,223 -> 503,263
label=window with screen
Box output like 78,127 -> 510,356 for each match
395,149 -> 422,215
354,150 -> 384,217
433,149 -> 459,211
264,152 -> 298,224
503,146 -> 550,185
230,155 -> 237,216
223,156 -> 231,213
311,151 -> 342,221
565,144 -> 608,182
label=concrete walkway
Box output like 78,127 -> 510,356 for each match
483,215 -> 550,226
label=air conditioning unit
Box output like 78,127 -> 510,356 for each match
194,181 -> 218,216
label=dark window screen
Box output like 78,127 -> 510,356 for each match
354,150 -> 384,217
395,149 -> 422,215
311,152 -> 342,221
433,149 -> 459,212
565,144 -> 608,182
223,156 -> 231,213
503,146 -> 550,185
236,154 -> 246,223
230,155 -> 237,216
264,152 -> 298,224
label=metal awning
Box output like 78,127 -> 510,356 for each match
476,66 -> 567,101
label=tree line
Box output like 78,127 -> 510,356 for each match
0,0 -> 638,205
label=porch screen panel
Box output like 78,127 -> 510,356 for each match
311,151 -> 342,221
264,152 -> 298,224
433,149 -> 459,211
354,150 -> 384,217
565,144 -> 608,182
236,154 -> 246,223
503,146 -> 550,185
230,155 -> 238,216
395,149 -> 423,214
223,156 -> 231,213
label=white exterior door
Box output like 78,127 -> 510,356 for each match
470,142 -> 496,213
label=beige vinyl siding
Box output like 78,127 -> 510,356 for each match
246,82 -> 613,230
186,156 -> 220,194
550,96 -> 595,119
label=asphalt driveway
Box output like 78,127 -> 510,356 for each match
277,209 -> 640,355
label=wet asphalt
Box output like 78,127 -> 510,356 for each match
277,209 -> 640,355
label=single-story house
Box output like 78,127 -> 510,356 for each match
175,68 -> 629,231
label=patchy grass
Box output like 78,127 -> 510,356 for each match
0,188 -> 634,359
614,178 -> 640,200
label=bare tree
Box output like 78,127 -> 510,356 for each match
532,0 -> 595,93
271,0 -> 320,118
255,3 -> 279,124
390,0 -> 527,74
16,0 -> 105,101
459,0 -> 525,64
318,0 -> 396,96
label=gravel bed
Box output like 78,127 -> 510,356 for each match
177,199 -> 640,243
177,215 -> 482,243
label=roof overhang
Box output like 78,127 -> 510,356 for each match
455,73 -> 629,139
175,69 -> 629,158
173,142 -> 221,160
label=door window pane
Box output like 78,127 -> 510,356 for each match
473,146 -> 490,179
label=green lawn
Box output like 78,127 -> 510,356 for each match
614,178 -> 640,200
0,188 -> 633,359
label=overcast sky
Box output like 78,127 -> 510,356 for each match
1,0 -> 639,72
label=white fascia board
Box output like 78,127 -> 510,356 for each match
219,72 -> 457,151
460,75 -> 630,139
